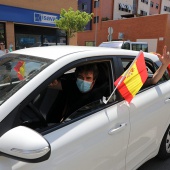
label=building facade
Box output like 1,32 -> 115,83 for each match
113,0 -> 134,20
77,0 -> 170,53
0,0 -> 77,51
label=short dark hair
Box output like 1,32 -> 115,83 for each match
75,64 -> 99,80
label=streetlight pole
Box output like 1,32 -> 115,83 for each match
94,0 -> 99,46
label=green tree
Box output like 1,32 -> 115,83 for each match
55,7 -> 93,44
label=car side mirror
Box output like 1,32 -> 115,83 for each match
0,126 -> 51,163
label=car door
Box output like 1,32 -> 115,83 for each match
119,58 -> 170,170
0,56 -> 130,170
1,105 -> 128,170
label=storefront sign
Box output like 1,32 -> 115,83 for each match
34,13 -> 58,24
0,4 -> 60,27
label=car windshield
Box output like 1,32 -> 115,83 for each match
0,53 -> 53,105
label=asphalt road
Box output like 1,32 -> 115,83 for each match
138,157 -> 170,170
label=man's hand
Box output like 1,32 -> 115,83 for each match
49,79 -> 62,90
149,45 -> 170,84
152,46 -> 170,66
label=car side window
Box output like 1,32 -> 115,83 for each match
17,60 -> 113,132
121,57 -> 168,91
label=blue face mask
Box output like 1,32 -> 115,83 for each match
76,78 -> 92,93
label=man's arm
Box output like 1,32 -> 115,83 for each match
147,45 -> 170,85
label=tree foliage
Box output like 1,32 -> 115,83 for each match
55,8 -> 93,40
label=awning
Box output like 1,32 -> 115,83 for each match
121,14 -> 135,18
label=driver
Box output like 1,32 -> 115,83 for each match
49,63 -> 108,118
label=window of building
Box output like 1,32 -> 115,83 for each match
78,3 -> 88,11
85,41 -> 95,46
82,3 -> 88,10
141,0 -> 148,4
127,5 -> 133,12
156,3 -> 159,9
164,6 -> 167,11
119,3 -> 126,11
94,16 -> 99,23
123,5 -> 132,12
164,6 -> 170,12
94,0 -> 100,8
15,24 -> 66,50
150,1 -> 154,7
0,23 -> 6,47
140,10 -> 147,16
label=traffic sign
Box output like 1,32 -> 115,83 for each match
108,27 -> 113,34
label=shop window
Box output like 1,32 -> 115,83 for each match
0,23 -> 5,45
15,24 -> 67,49
57,37 -> 66,45
15,34 -> 41,49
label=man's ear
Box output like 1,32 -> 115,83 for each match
92,79 -> 96,86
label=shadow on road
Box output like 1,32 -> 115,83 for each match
138,157 -> 170,170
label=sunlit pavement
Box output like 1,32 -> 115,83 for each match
138,157 -> 170,170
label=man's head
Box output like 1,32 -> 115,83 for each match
0,42 -> 5,50
75,64 -> 99,93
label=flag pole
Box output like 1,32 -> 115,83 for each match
102,50 -> 143,104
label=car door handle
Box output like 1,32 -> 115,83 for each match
108,123 -> 127,135
165,98 -> 170,103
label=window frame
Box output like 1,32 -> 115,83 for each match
150,1 -> 154,7
94,0 -> 100,8
116,55 -> 169,93
94,16 -> 99,23
5,55 -> 117,136
155,3 -> 159,9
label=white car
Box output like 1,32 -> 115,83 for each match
0,46 -> 170,170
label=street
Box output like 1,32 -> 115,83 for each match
138,157 -> 170,170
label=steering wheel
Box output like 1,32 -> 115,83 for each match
28,102 -> 47,126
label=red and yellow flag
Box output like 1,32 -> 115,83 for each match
14,61 -> 25,80
114,51 -> 148,103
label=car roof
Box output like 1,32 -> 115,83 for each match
10,45 -> 159,62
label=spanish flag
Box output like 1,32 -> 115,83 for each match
14,61 -> 25,80
114,51 -> 148,103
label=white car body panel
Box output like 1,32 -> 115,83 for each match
1,102 -> 128,170
126,81 -> 170,170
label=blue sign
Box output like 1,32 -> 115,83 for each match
0,4 -> 60,27
34,12 -> 58,24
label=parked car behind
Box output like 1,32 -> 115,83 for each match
0,46 -> 170,170
99,40 -> 148,52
